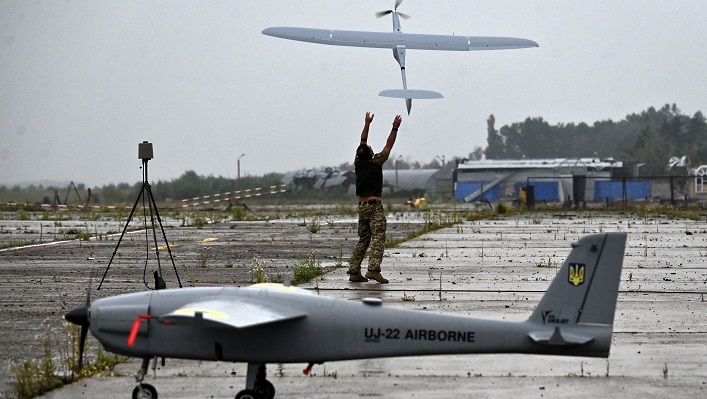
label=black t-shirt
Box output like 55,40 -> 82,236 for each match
355,152 -> 389,197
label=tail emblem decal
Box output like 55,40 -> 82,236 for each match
568,263 -> 585,286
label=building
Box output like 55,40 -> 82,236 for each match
454,158 -> 628,203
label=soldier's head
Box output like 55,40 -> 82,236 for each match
356,144 -> 373,160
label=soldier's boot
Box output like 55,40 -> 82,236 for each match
348,272 -> 369,282
365,271 -> 389,284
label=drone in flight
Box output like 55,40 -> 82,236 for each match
66,232 -> 625,399
262,0 -> 538,114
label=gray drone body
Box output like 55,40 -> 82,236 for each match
68,232 -> 626,399
262,2 -> 538,114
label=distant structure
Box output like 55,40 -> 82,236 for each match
454,158 -> 627,203
690,165 -> 707,199
282,167 -> 448,198
282,168 -> 356,191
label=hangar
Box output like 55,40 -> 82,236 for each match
454,158 -> 630,203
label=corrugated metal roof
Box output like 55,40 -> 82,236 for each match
458,158 -> 622,170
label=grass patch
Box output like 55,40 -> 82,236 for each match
385,221 -> 458,248
8,323 -> 125,399
307,217 -> 321,233
197,247 -> 211,268
0,240 -> 37,250
291,250 -> 324,285
231,207 -> 247,221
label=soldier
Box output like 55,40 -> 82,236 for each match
348,112 -> 402,283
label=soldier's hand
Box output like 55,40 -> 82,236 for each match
393,115 -> 402,128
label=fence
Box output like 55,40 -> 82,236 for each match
180,185 -> 289,207
456,176 -> 701,207
521,176 -> 698,207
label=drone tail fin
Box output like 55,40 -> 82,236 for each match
529,233 -> 626,326
525,233 -> 626,356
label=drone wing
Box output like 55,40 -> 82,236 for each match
262,27 -> 538,51
161,298 -> 307,329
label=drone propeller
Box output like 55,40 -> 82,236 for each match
376,0 -> 410,19
65,278 -> 92,369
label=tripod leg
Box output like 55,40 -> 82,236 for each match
141,180 -> 151,289
145,183 -> 163,287
146,184 -> 183,288
97,183 -> 146,290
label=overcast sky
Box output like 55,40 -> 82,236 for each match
1,1 -> 705,187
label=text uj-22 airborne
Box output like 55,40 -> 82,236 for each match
364,327 -> 476,343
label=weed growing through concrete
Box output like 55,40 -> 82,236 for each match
438,272 -> 444,301
250,258 -> 269,283
385,215 -> 459,248
536,257 -> 556,268
9,321 -> 124,399
291,249 -> 324,285
231,207 -> 247,221
192,217 -> 207,229
335,244 -> 344,268
402,291 -> 416,301
307,218 -> 321,234
197,247 -> 210,268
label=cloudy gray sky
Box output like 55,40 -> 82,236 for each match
1,1 -> 705,187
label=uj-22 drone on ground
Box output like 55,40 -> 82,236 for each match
262,0 -> 538,114
66,232 -> 626,398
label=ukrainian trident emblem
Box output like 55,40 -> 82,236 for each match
568,263 -> 585,286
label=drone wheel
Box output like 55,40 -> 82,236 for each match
235,389 -> 257,399
254,379 -> 275,399
132,383 -> 158,399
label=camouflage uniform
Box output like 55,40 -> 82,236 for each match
349,151 -> 389,274
349,202 -> 387,273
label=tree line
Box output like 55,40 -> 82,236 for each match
484,104 -> 706,176
3,104 -> 704,205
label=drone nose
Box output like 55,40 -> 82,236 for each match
65,306 -> 89,326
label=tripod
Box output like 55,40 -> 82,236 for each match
98,157 -> 182,290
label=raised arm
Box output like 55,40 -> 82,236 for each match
360,112 -> 374,144
382,115 -> 402,155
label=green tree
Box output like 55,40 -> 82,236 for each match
484,115 -> 504,159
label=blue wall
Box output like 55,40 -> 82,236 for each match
455,182 -> 500,201
516,182 -> 559,202
455,180 -> 651,202
594,181 -> 651,201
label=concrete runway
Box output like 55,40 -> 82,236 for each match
42,213 -> 707,398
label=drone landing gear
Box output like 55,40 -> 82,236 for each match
132,358 -> 158,399
236,363 -> 275,399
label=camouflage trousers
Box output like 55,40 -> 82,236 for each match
349,202 -> 387,274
